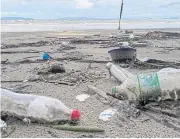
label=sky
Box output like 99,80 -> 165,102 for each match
1,0 -> 180,19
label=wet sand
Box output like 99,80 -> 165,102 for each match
1,29 -> 180,138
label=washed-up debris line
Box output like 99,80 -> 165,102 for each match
1,41 -> 50,49
26,62 -> 107,85
1,39 -> 75,50
113,58 -> 180,69
1,51 -> 84,65
143,31 -> 180,40
132,59 -> 180,69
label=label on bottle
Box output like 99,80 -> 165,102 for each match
112,87 -> 116,94
137,72 -> 161,101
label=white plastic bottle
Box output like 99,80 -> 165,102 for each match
107,63 -> 180,102
1,88 -> 80,123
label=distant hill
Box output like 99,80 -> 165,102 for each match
1,17 -> 34,20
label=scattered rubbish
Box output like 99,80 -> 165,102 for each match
1,59 -> 9,64
0,119 -> 7,131
1,126 -> 16,138
22,118 -> 31,125
99,108 -> 117,121
42,52 -> 52,60
87,85 -> 108,100
23,79 -> 28,82
143,31 -> 180,40
51,125 -> 105,133
76,94 -> 90,102
1,50 -> 43,54
61,41 -> 70,47
132,42 -> 147,48
125,30 -> 133,34
122,42 -> 129,47
129,34 -> 134,39
139,57 -> 150,62
49,63 -> 65,73
36,62 -> 65,75
1,88 -> 80,123
117,101 -> 140,118
1,41 -> 50,49
108,62 -> 180,104
108,47 -> 136,63
134,58 -> 180,69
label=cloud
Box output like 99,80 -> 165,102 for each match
1,0 -> 180,19
74,0 -> 94,9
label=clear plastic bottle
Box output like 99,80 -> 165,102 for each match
106,62 -> 133,83
1,88 -> 80,123
108,63 -> 180,102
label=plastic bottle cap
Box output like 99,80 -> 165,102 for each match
112,87 -> 116,94
71,109 -> 81,120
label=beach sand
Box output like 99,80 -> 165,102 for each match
1,29 -> 180,138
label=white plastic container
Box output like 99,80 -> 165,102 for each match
1,88 -> 80,123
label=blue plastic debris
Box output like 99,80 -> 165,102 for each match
42,52 -> 52,60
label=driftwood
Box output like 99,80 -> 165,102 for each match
78,59 -> 111,64
1,50 -> 42,54
51,125 -> 105,133
142,106 -> 179,118
142,111 -> 180,132
132,59 -> 180,69
46,81 -> 76,86
87,85 -> 108,100
1,80 -> 76,86
1,87 -> 42,94
1,58 -> 111,65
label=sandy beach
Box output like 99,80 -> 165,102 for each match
1,27 -> 180,138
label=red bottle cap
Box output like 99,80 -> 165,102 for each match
71,109 -> 81,120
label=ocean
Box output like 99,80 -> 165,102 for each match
1,19 -> 180,32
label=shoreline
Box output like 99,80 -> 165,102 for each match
2,20 -> 180,32
2,28 -> 180,33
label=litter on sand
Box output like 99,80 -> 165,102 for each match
1,88 -> 80,124
0,119 -> 7,131
106,62 -> 180,104
76,94 -> 90,102
99,108 -> 117,121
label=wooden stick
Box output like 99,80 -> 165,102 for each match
1,80 -> 76,86
78,59 -> 111,63
1,51 -> 42,54
1,58 -> 111,65
143,106 -> 179,118
51,125 -> 105,133
46,81 -> 76,86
